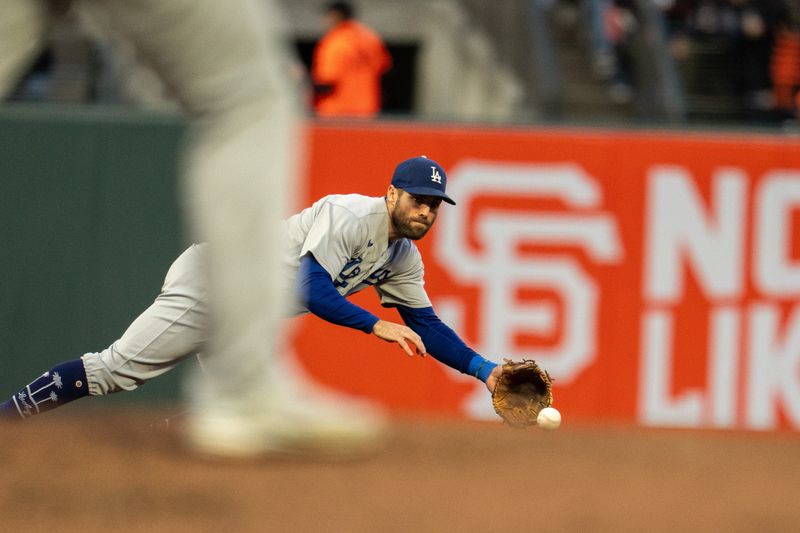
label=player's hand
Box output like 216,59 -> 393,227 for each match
486,364 -> 503,393
371,320 -> 427,357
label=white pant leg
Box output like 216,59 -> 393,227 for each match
0,0 -> 48,96
82,245 -> 208,395
97,0 -> 299,411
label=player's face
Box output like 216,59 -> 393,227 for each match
390,189 -> 442,240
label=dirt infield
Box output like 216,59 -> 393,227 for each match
1,408 -> 799,533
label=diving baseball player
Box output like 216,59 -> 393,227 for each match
0,157 -> 505,451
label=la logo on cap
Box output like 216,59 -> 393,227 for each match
431,166 -> 442,184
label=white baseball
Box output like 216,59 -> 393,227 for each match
537,407 -> 561,430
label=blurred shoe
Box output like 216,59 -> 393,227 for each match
185,394 -> 388,459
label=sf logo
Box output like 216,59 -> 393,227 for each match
435,161 -> 624,385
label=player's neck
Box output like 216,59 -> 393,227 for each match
387,222 -> 400,243
386,199 -> 400,242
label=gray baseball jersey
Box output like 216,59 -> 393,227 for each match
282,194 -> 432,315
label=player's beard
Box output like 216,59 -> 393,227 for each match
390,206 -> 432,240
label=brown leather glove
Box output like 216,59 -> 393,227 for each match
491,359 -> 554,428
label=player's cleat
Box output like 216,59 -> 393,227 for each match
185,394 -> 389,459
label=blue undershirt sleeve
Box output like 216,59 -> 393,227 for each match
396,305 -> 497,382
296,254 -> 380,334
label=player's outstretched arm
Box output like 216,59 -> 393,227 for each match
296,255 -> 425,358
371,320 -> 426,357
395,305 -> 498,382
297,254 -> 380,330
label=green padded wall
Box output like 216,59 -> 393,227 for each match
0,105 -> 187,404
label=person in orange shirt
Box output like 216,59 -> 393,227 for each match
312,1 -> 392,117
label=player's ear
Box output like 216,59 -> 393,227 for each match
386,184 -> 398,206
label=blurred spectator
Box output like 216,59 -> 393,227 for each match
311,1 -> 391,118
770,14 -> 800,121
661,0 -> 695,61
603,0 -> 638,103
736,0 -> 789,122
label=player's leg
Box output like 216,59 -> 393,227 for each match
80,244 -> 208,395
93,0 -> 385,456
0,245 -> 207,421
99,0 -> 298,413
0,0 -> 48,97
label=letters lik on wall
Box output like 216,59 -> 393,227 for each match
292,122 -> 800,431
0,106 -> 185,401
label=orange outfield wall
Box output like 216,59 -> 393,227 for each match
287,121 -> 800,431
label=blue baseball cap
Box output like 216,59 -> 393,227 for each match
390,156 -> 456,205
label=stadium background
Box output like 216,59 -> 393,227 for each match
3,0 -> 800,531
